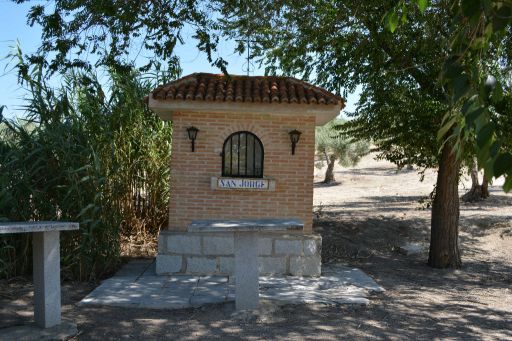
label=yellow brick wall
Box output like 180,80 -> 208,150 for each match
168,111 -> 315,232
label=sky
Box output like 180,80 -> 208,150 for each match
0,2 -> 359,119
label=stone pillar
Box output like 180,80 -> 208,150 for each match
234,232 -> 259,310
33,231 -> 61,328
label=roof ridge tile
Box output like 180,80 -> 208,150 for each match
150,73 -> 343,106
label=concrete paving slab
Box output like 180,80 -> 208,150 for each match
135,275 -> 168,288
193,285 -> 228,299
139,292 -> 191,310
198,275 -> 229,285
114,259 -> 153,278
190,294 -> 228,307
78,278 -> 135,306
191,278 -> 230,307
165,275 -> 200,284
140,260 -> 157,277
322,264 -> 385,292
82,284 -> 145,307
80,260 -> 384,310
194,285 -> 227,296
141,282 -> 197,309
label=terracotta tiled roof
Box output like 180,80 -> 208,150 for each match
151,73 -> 343,106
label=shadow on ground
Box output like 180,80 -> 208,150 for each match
65,289 -> 511,340
73,190 -> 510,340
59,206 -> 510,340
1,161 -> 511,340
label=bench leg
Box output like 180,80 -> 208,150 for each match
234,232 -> 259,310
33,231 -> 61,328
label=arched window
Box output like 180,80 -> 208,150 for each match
222,131 -> 264,178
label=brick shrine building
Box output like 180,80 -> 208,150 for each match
148,73 -> 344,276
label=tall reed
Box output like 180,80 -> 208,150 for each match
0,62 -> 173,281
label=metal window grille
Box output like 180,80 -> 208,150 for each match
222,131 -> 264,178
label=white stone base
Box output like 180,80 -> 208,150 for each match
156,230 -> 322,276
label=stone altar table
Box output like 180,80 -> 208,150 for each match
0,221 -> 79,328
189,218 -> 303,310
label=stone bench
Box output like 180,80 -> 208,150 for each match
0,221 -> 79,328
189,218 -> 303,310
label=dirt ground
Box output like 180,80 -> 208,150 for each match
1,154 -> 511,340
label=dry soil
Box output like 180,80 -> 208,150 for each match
1,154 -> 511,340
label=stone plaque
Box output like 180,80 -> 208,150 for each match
217,178 -> 269,190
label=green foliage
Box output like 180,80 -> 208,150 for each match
0,59 -> 173,280
383,0 -> 429,33
12,0 -> 510,269
215,1 -> 452,169
384,0 -> 429,32
216,1 -> 511,183
441,0 -> 512,191
14,0 -> 224,74
385,0 -> 512,190
344,79 -> 445,169
15,0 -> 509,188
315,119 -> 369,169
210,1 -> 508,267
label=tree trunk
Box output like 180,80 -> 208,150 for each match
470,162 -> 479,187
428,143 -> 462,269
462,161 -> 482,202
481,172 -> 490,198
462,160 -> 490,202
323,155 -> 337,183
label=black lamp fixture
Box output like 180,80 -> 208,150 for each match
186,126 -> 199,152
289,129 -> 302,155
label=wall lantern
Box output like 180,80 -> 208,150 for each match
289,129 -> 302,155
187,126 -> 199,152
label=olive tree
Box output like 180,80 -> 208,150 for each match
316,119 -> 369,184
